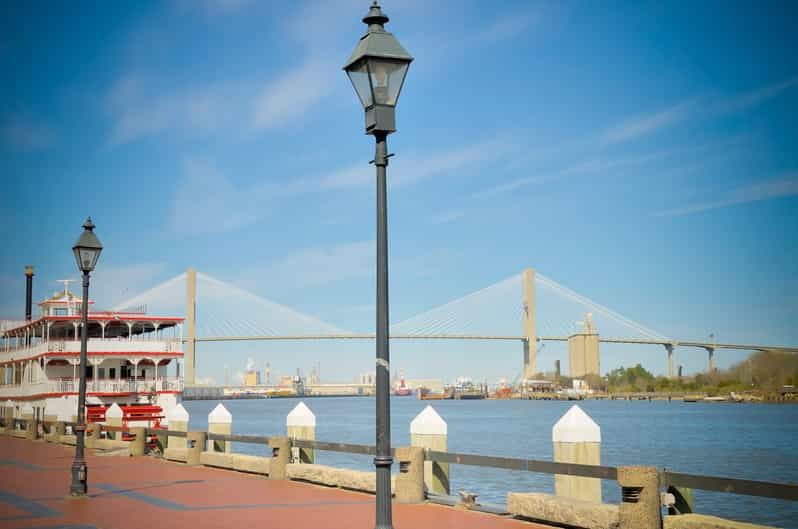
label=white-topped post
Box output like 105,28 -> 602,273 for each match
553,404 -> 602,503
3,400 -> 13,434
410,405 -> 449,495
105,403 -> 123,440
167,404 -> 189,450
287,401 -> 316,463
207,403 -> 232,453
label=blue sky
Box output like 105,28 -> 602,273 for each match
2,0 -> 797,384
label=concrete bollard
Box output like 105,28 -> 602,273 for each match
86,423 -> 102,449
207,403 -> 232,453
410,405 -> 449,495
167,404 -> 189,450
43,415 -> 57,437
186,431 -> 206,466
2,404 -> 13,434
21,404 -> 34,438
105,403 -> 123,440
130,427 -> 147,456
287,402 -> 316,463
51,421 -> 66,442
394,446 -> 425,503
268,436 -> 290,480
552,404 -> 602,503
25,417 -> 37,441
618,466 -> 661,529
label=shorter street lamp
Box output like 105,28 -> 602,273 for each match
343,3 -> 412,529
69,217 -> 102,497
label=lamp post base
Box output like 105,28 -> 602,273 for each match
70,460 -> 87,496
374,455 -> 394,529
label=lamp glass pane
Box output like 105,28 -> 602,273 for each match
368,59 -> 408,106
346,61 -> 373,108
75,248 -> 100,272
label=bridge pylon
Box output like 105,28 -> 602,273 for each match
522,268 -> 536,379
186,267 -> 197,386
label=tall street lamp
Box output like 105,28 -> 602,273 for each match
69,217 -> 103,497
343,3 -> 412,529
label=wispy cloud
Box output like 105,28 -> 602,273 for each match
169,158 -> 261,234
0,112 -> 56,151
106,74 -> 251,145
476,8 -> 539,42
709,76 -> 798,117
252,55 -> 337,130
168,138 -> 514,234
473,151 -> 668,199
595,76 -> 797,151
247,240 -> 375,290
429,210 -> 466,224
308,137 -> 515,192
600,101 -> 694,145
91,262 -> 168,308
656,171 -> 798,217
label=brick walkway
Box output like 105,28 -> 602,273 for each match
0,436 -> 550,529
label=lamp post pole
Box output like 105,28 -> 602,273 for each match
69,217 -> 102,497
374,130 -> 392,529
343,5 -> 412,527
70,271 -> 90,496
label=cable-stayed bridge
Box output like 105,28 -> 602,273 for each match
113,268 -> 798,385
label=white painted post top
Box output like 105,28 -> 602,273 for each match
167,403 -> 189,422
208,403 -> 232,424
552,405 -> 601,443
21,402 -> 33,414
106,403 -> 123,419
4,400 -> 13,407
287,401 -> 315,427
410,405 -> 447,435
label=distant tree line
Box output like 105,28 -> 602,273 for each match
557,350 -> 798,396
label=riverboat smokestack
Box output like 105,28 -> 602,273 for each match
24,265 -> 34,321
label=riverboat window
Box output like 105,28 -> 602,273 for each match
86,366 -> 93,379
54,308 -> 68,316
97,368 -> 105,379
109,368 -> 115,379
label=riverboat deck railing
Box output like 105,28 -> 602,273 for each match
0,377 -> 182,398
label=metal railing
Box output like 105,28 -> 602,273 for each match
12,422 -> 798,505
661,471 -> 798,501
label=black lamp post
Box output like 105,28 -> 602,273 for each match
343,3 -> 412,528
69,217 -> 102,497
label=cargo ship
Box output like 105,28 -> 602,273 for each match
394,371 -> 412,396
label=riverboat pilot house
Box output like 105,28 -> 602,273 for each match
0,282 -> 183,426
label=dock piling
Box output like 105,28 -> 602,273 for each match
105,403 -> 123,440
618,466 -> 661,529
394,446 -> 425,503
268,436 -> 290,479
553,404 -> 602,503
410,405 -> 449,495
207,403 -> 232,453
287,402 -> 315,464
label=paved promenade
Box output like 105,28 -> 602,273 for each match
0,436 -> 549,529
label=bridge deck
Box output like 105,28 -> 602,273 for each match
0,436 -> 550,529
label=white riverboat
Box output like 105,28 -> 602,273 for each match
0,281 -> 183,426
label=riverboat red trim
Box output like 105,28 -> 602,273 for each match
1,315 -> 184,335
0,350 -> 182,366
0,390 -> 181,400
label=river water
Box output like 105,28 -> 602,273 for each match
183,397 -> 798,528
